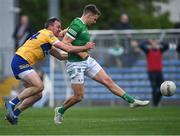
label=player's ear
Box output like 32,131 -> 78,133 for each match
44,22 -> 48,28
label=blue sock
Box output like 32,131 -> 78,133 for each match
14,108 -> 21,117
10,97 -> 20,106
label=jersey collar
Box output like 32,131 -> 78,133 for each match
79,18 -> 86,24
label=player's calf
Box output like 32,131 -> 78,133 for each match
74,95 -> 83,103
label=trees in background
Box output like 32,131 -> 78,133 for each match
19,0 -> 174,30
19,0 -> 48,31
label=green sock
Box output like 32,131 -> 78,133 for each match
121,93 -> 135,103
58,106 -> 66,114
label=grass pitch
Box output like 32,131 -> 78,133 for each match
0,106 -> 180,135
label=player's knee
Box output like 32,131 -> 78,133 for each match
35,83 -> 44,92
74,95 -> 83,102
37,92 -> 43,100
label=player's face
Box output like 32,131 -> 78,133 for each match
87,14 -> 99,25
51,21 -> 62,37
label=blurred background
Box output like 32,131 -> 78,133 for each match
0,0 -> 180,108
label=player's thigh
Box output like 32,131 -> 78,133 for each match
69,71 -> 85,96
11,54 -> 43,87
23,70 -> 43,88
66,61 -> 86,84
71,83 -> 84,97
92,69 -> 110,84
85,57 -> 111,84
85,57 -> 102,79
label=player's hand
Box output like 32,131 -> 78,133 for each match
77,52 -> 89,59
85,42 -> 95,50
58,28 -> 68,38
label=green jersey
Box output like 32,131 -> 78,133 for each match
66,18 -> 90,62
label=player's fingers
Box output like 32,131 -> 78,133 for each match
89,43 -> 95,49
88,42 -> 95,46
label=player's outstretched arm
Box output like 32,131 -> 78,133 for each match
54,41 -> 95,53
62,34 -> 90,58
49,47 -> 68,60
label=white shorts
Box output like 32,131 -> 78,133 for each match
66,56 -> 102,84
18,69 -> 35,79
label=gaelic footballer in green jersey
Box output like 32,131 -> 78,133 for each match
54,4 -> 149,125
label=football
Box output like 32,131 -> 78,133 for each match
160,81 -> 176,96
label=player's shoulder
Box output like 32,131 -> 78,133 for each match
39,29 -> 55,38
71,18 -> 84,27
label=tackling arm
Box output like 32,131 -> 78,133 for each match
49,47 -> 68,60
54,40 -> 95,53
62,35 -> 89,59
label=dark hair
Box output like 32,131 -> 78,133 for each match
44,17 -> 60,28
83,4 -> 101,16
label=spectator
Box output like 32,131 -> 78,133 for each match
112,13 -> 134,30
112,13 -> 139,67
121,39 -> 141,67
139,39 -> 169,106
13,15 -> 35,51
107,43 -> 124,67
175,42 -> 180,59
174,14 -> 180,29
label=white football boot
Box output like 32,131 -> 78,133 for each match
130,99 -> 150,108
54,107 -> 63,124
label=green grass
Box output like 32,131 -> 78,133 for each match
0,106 -> 180,135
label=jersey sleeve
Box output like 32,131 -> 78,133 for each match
66,24 -> 81,40
160,42 -> 169,52
139,41 -> 150,54
47,33 -> 60,45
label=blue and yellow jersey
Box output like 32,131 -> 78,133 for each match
16,29 -> 59,65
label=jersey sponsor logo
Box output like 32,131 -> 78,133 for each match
30,32 -> 40,40
19,64 -> 30,69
